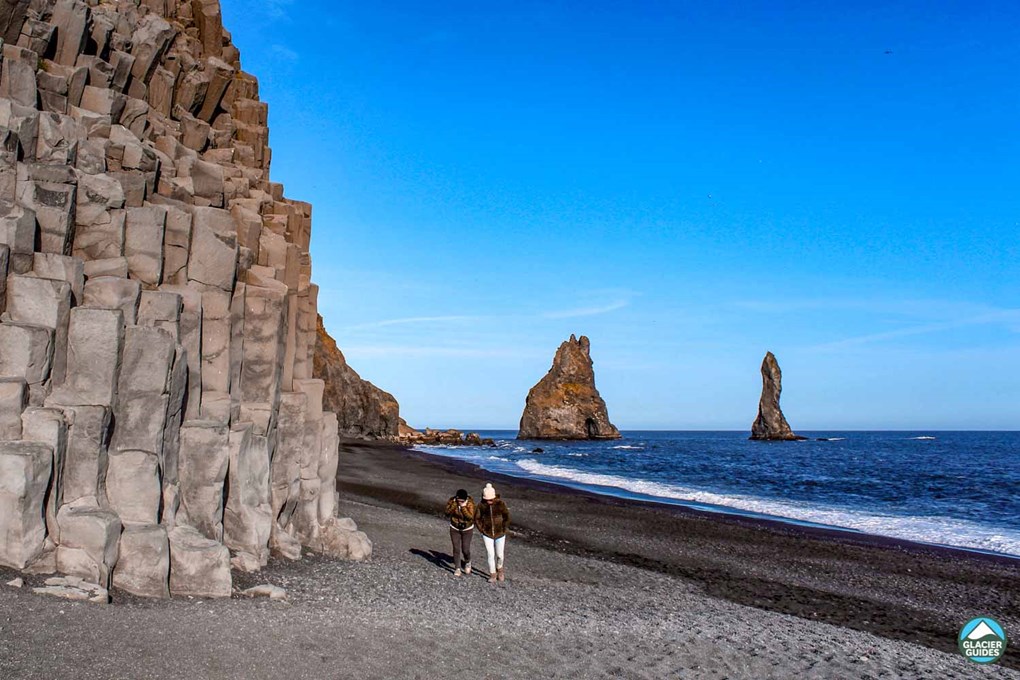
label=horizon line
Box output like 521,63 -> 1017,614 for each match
407,427 -> 1020,433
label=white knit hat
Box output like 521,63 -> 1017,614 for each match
482,483 -> 496,500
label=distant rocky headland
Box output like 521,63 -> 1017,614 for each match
750,351 -> 806,441
314,314 -> 399,441
397,419 -> 496,447
518,335 -> 620,440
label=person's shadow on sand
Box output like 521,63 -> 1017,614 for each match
409,548 -> 455,572
410,549 -> 491,580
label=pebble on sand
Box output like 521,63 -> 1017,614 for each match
242,584 -> 288,601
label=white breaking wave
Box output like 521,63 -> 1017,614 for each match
514,459 -> 1020,557
567,453 -> 587,457
613,445 -> 644,450
487,456 -> 510,462
911,436 -> 937,440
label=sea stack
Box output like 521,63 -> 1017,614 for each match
750,352 -> 805,441
518,335 -> 621,440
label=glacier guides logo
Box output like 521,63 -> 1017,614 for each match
959,617 -> 1007,664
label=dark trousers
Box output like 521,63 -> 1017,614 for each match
449,527 -> 473,569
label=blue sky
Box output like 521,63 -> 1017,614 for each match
221,0 -> 1019,430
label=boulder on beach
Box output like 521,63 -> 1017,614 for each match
518,335 -> 620,440
750,352 -> 806,441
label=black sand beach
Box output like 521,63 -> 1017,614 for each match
1,442 -> 1017,679
341,444 -> 1020,668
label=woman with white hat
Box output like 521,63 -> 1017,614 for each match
474,483 -> 510,583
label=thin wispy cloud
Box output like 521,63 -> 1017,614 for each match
808,308 -> 1020,352
270,44 -> 299,62
342,345 -> 545,359
343,315 -> 483,332
733,297 -> 1017,321
543,299 -> 630,319
732,299 -> 848,314
542,289 -> 635,319
343,289 -> 637,332
260,0 -> 294,19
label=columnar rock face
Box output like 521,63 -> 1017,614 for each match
313,314 -> 399,440
0,0 -> 370,598
750,351 -> 805,441
518,335 -> 621,440
0,441 -> 52,569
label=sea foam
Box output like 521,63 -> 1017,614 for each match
514,459 -> 1020,557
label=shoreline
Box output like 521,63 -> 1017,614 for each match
1,440 -> 1017,678
339,441 -> 1020,669
404,442 -> 1020,565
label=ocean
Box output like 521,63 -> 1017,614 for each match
413,430 -> 1020,558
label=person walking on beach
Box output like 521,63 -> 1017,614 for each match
474,483 -> 510,583
445,489 -> 475,577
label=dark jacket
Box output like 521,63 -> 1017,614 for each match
474,497 -> 510,539
445,496 -> 476,531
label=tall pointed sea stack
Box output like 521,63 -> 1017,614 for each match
0,0 -> 372,600
518,335 -> 620,440
750,351 -> 805,441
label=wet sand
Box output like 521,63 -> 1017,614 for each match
0,442 -> 1017,679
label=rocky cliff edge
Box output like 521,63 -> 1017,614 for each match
314,314 -> 399,441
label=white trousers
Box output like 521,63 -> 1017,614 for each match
482,534 -> 505,573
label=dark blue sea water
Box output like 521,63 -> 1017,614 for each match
415,431 -> 1020,558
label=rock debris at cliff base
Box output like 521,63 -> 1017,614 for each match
0,0 -> 370,599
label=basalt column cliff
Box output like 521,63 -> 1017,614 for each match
518,335 -> 620,440
0,0 -> 370,600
